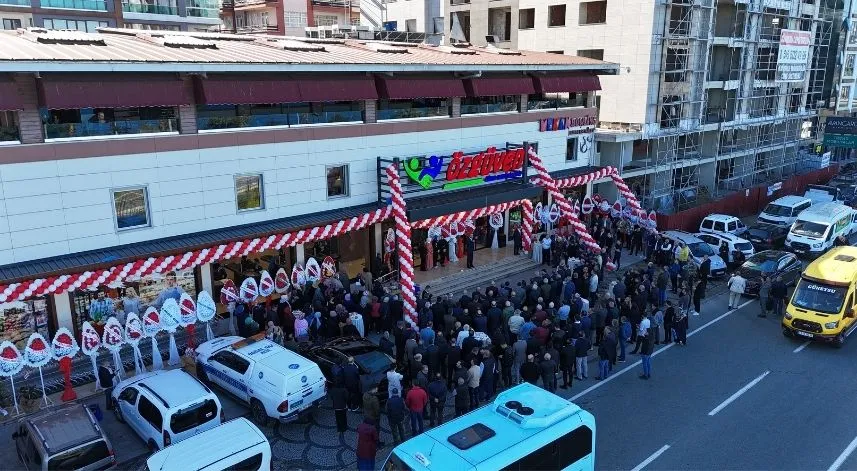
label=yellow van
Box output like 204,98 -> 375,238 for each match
784,246 -> 857,347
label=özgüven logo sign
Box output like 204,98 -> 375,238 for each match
404,146 -> 525,190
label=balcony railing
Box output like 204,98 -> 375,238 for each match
311,0 -> 350,6
186,2 -> 219,17
236,24 -> 277,33
377,107 -> 449,120
0,126 -> 19,142
461,102 -> 519,115
0,0 -> 31,6
45,119 -> 177,139
122,2 -> 179,14
41,0 -> 106,9
197,111 -> 363,130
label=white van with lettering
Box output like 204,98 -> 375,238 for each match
785,202 -> 857,256
195,333 -> 327,425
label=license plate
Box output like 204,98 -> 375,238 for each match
796,330 -> 813,338
291,399 -> 304,408
795,250 -> 805,254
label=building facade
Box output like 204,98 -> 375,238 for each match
0,0 -> 221,32
0,27 -> 613,346
381,0 -> 840,213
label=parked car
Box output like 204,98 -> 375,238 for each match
302,336 -> 396,400
195,334 -> 327,425
737,250 -> 802,296
745,222 -> 790,251
661,230 -> 728,277
12,404 -> 115,471
694,231 -> 755,264
699,214 -> 748,236
112,369 -> 223,451
146,418 -> 271,471
757,195 -> 813,226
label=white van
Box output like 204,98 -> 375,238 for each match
785,202 -> 857,256
758,195 -> 813,226
146,418 -> 271,471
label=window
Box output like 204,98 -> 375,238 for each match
577,49 -> 604,60
846,54 -> 856,77
548,4 -> 565,27
518,8 -> 534,29
137,396 -> 163,431
235,174 -> 264,212
579,1 -> 606,25
169,399 -> 219,434
225,454 -> 264,471
284,11 -> 307,27
112,187 -> 150,231
315,14 -> 337,26
43,106 -> 178,139
546,50 -> 564,54
377,98 -> 451,120
327,165 -> 348,198
42,18 -> 108,32
460,95 -> 520,114
47,441 -> 110,470
2,19 -> 22,30
213,351 -> 250,374
197,102 -> 363,130
527,92 -> 586,110
566,136 -> 578,161
119,387 -> 139,404
432,17 -> 443,34
503,426 -> 593,470
701,219 -> 713,230
405,18 -> 417,32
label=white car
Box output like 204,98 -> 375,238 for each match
112,369 -> 223,452
699,214 -> 748,236
195,334 -> 327,425
694,231 -> 755,264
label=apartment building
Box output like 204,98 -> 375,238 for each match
360,0 -> 444,44
382,0 -> 840,213
0,0 -> 221,32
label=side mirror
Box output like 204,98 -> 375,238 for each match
846,309 -> 854,319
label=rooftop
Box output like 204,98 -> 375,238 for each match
128,369 -> 211,408
0,28 -> 618,74
804,246 -> 857,285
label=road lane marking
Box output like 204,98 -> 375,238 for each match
828,433 -> 857,471
793,341 -> 811,353
707,370 -> 770,416
569,299 -> 754,402
630,445 -> 671,471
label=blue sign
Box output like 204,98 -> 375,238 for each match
301,375 -> 307,383
289,364 -> 300,369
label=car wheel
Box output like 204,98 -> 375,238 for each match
782,328 -> 792,338
147,440 -> 159,452
250,399 -> 268,427
113,401 -> 124,423
834,333 -> 845,349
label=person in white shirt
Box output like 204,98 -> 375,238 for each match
386,369 -> 403,400
456,324 -> 471,348
727,272 -> 747,310
508,311 -> 525,341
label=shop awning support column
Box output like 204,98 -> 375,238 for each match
200,263 -> 213,295
53,293 -> 74,333
295,244 -> 306,265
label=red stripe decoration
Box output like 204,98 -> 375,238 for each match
385,163 -> 418,328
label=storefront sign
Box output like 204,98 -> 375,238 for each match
538,115 -> 597,132
404,146 -> 526,191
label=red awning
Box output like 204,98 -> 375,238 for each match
194,75 -> 302,105
297,75 -> 378,102
375,76 -> 466,100
38,74 -> 192,109
534,73 -> 602,93
0,75 -> 25,111
464,75 -> 536,96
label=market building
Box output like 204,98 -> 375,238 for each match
0,27 -> 615,344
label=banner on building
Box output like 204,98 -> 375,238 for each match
823,117 -> 857,148
776,29 -> 812,83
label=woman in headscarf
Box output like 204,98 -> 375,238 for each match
294,311 -> 309,341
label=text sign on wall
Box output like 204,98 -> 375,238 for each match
825,117 -> 857,135
776,29 -> 812,83
403,146 -> 526,191
539,115 -> 598,132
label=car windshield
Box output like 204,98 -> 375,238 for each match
354,351 -> 394,375
791,279 -> 848,314
763,203 -> 792,216
742,259 -> 777,273
47,440 -> 110,470
748,227 -> 772,238
791,220 -> 828,238
687,241 -> 715,257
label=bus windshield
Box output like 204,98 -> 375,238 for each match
791,279 -> 848,314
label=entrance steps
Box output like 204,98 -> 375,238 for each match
418,255 -> 539,297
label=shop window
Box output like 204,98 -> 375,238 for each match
0,298 -> 51,349
548,4 -> 565,27
461,95 -> 519,115
197,102 -> 363,130
579,1 -> 606,25
377,98 -> 451,120
3,19 -> 23,30
518,8 -> 534,29
235,174 -> 264,212
847,54 -> 856,77
528,92 -> 586,110
0,110 -> 18,142
112,186 -> 150,231
42,106 -> 178,139
327,165 -> 349,198
566,136 -> 578,161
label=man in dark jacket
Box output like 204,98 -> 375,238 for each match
98,360 -> 115,411
446,344 -> 461,390
770,276 -> 788,318
539,353 -> 558,392
465,235 -> 475,269
574,332 -> 591,380
386,389 -> 406,445
331,382 -> 349,433
454,377 -> 469,417
560,341 -> 575,389
698,255 -> 711,283
343,357 -> 362,411
427,373 -> 447,426
425,341 -> 440,378
520,354 -> 540,385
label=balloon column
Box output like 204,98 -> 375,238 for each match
51,328 -> 79,402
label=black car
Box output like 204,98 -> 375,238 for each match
738,250 -> 802,296
745,223 -> 789,251
302,337 -> 396,400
